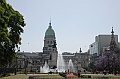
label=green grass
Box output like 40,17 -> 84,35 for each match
82,74 -> 120,79
29,74 -> 64,79
0,74 -> 29,79
1,74 -> 120,79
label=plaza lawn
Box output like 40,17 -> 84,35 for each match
0,74 -> 64,79
1,74 -> 120,79
81,74 -> 120,79
0,74 -> 29,79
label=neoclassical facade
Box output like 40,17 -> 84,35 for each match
17,22 -> 58,71
17,22 -> 89,72
42,22 -> 58,68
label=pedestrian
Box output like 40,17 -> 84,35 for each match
96,70 -> 98,74
78,70 -> 80,78
68,69 -> 70,74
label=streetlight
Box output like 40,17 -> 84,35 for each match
19,60 -> 21,74
15,56 -> 18,75
112,54 -> 116,75
24,55 -> 28,75
14,47 -> 20,75
24,59 -> 27,75
107,54 -> 110,74
92,54 -> 95,74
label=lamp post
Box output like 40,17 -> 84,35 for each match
24,59 -> 28,75
20,60 -> 21,74
15,56 -> 18,75
14,47 -> 20,75
113,54 -> 116,75
24,59 -> 26,74
92,55 -> 95,74
24,55 -> 28,75
107,55 -> 110,74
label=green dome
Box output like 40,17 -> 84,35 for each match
45,23 -> 55,38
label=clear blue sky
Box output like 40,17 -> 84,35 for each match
6,0 -> 120,53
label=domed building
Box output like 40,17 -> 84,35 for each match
16,22 -> 58,72
42,22 -> 58,68
16,21 -> 89,73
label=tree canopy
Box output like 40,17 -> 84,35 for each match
0,0 -> 26,67
95,51 -> 120,72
